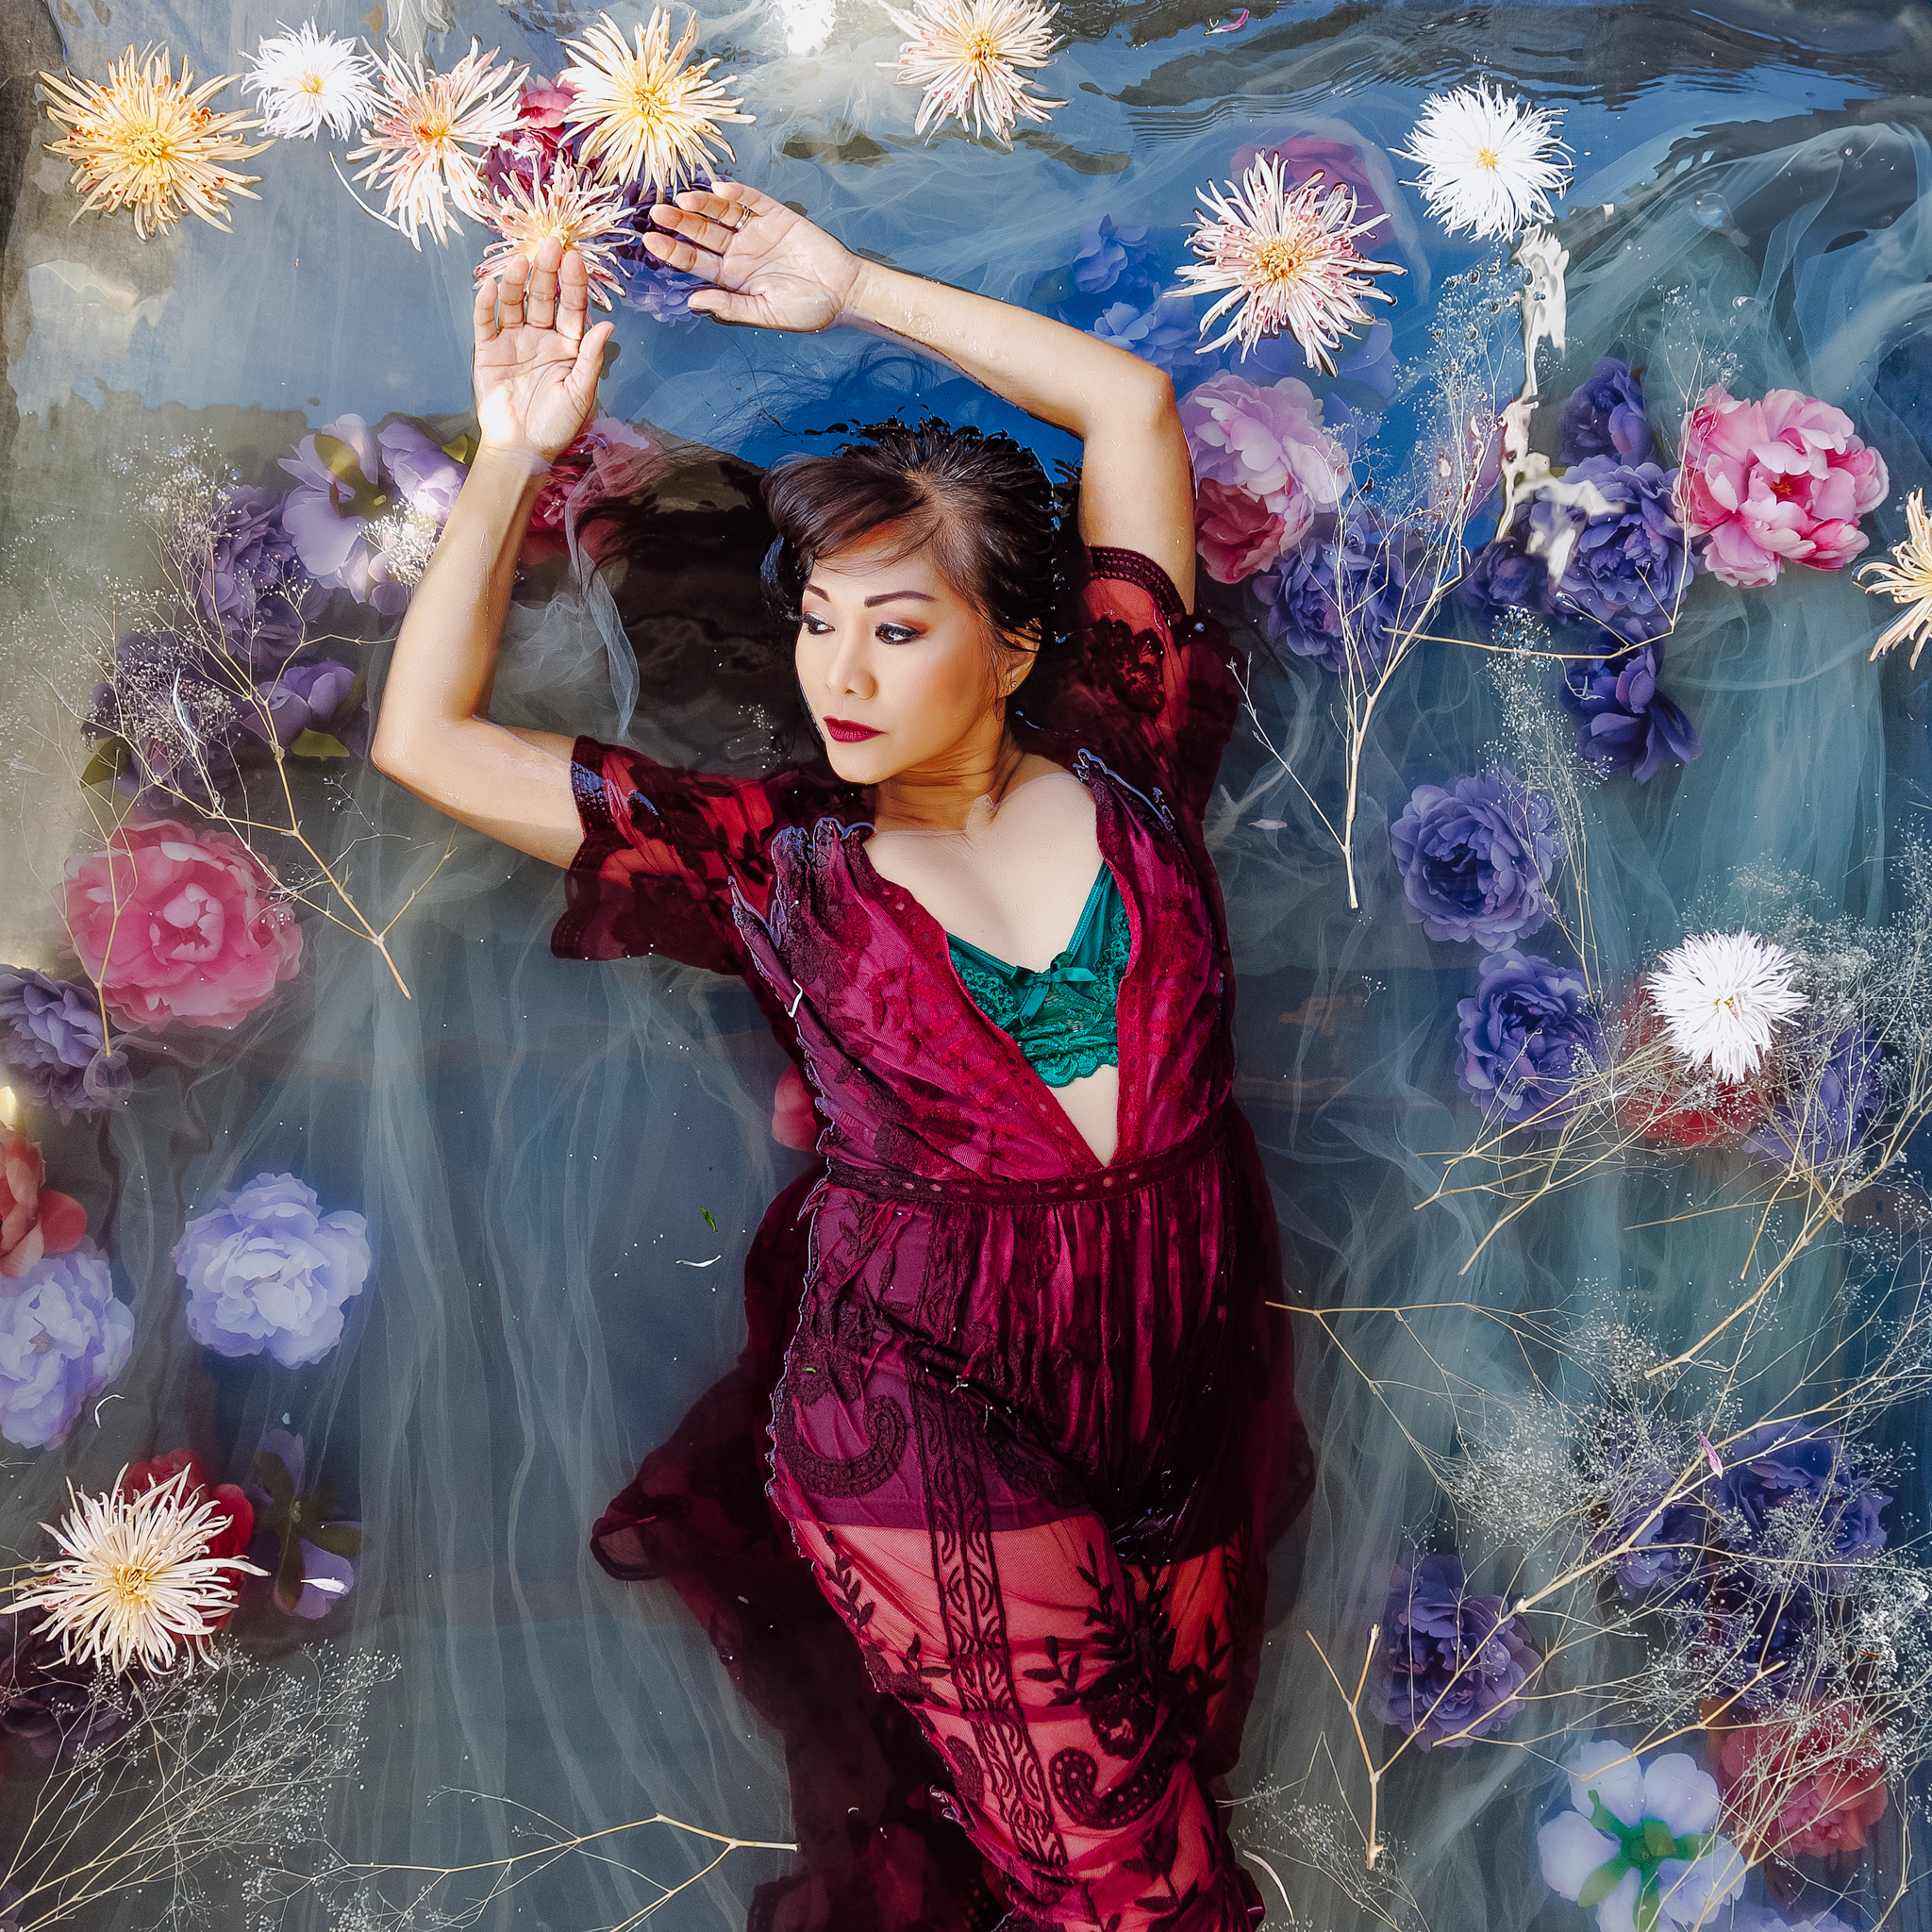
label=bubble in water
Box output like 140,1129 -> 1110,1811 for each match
1692,193 -> 1731,230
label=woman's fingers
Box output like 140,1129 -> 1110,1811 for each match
650,198 -> 746,263
474,273 -> 502,344
498,251 -> 529,325
642,224 -> 723,279
525,238 -> 562,331
564,319 -> 616,413
556,246 -> 590,342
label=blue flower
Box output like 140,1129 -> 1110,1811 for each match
1559,357 -> 1654,465
1252,517 -> 1431,680
1389,768 -> 1564,949
1071,215 -> 1158,296
1562,639 -> 1702,783
1715,1423 -> 1889,1588
1743,1024 -> 1884,1169
1456,949 -> 1604,1124
1091,291 -> 1197,376
1591,1418 -> 1707,1601
1370,1554 -> 1538,1748
174,1173 -> 372,1369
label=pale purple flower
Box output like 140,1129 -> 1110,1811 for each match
244,659 -> 359,748
1456,949 -> 1604,1124
242,1428 -> 361,1617
191,486 -> 324,669
0,1241 -> 134,1449
0,969 -> 128,1118
174,1173 -> 371,1369
1714,1423 -> 1889,1588
1370,1554 -> 1538,1748
1252,516 -> 1433,679
1539,1742 -> 1746,1932
1591,1417 -> 1707,1600
277,416 -> 466,612
615,254 -> 705,327
1388,769 -> 1563,948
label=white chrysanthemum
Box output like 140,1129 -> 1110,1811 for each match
243,23 -> 377,141
477,163 -> 631,308
882,0 -> 1066,145
8,1470 -> 263,1676
559,9 -> 753,195
1176,152 -> 1404,372
1396,80 -> 1572,240
346,41 -> 526,249
1645,931 -> 1808,1084
1859,486 -> 1932,671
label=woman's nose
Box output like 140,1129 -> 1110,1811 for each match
824,632 -> 874,698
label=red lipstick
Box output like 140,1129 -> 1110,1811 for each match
823,717 -> 883,743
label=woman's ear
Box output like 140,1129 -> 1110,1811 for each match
998,628 -> 1043,696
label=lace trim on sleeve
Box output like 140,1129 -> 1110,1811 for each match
1087,546 -> 1189,621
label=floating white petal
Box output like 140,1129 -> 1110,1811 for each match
1859,486 -> 1932,671
1645,931 -> 1808,1085
1396,80 -> 1571,240
243,23 -> 378,141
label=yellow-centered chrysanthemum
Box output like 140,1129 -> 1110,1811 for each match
347,41 -> 526,250
558,9 -> 753,196
1859,486 -> 1932,670
478,163 -> 632,309
8,1470 -> 264,1677
882,0 -> 1065,145
40,45 -> 271,242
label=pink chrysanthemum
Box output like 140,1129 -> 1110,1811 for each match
476,162 -> 631,308
347,41 -> 525,249
1177,152 -> 1404,373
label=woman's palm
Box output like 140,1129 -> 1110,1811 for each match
646,188 -> 862,333
472,241 -> 614,460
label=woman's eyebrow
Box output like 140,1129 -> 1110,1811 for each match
863,590 -> 937,608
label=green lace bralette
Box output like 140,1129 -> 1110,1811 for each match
947,867 -> 1132,1089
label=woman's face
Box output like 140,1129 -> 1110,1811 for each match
793,527 -> 1026,787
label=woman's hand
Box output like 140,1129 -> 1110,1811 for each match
644,183 -> 864,333
473,239 -> 616,461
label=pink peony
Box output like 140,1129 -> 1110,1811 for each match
522,417 -> 654,565
58,819 -> 304,1031
1716,1704 -> 1889,1860
1180,372 -> 1351,584
1678,385 -> 1889,589
0,1130 -> 86,1281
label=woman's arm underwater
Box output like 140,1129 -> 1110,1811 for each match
369,240 -> 613,866
643,184 -> 1197,609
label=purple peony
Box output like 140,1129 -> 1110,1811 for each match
1092,291 -> 1198,377
244,658 -> 358,748
174,1173 -> 371,1369
615,254 -> 706,328
0,1606 -> 133,1761
278,416 -> 467,613
1559,356 -> 1654,465
0,968 -> 129,1118
1562,639 -> 1702,783
1455,949 -> 1604,1124
1388,769 -> 1563,948
1744,1024 -> 1884,1169
1715,1424 -> 1889,1588
87,628 -> 249,803
1592,1418 -> 1708,1600
1470,460 -> 1694,650
1370,1554 -> 1538,1748
1072,214 -> 1158,296
1702,1564 -> 1816,1708
1251,517 -> 1430,680
192,486 -> 325,670
0,1241 -> 134,1449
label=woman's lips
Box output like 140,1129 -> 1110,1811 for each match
823,717 -> 883,743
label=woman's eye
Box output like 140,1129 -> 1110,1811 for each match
799,615 -> 833,636
875,625 -> 917,645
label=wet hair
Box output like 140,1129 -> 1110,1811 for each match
760,419 -> 1068,656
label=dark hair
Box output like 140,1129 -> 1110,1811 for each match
760,419 -> 1067,654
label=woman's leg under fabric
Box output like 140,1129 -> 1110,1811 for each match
785,1511 -> 1261,1931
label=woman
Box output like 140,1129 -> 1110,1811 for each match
373,191 -> 1311,1931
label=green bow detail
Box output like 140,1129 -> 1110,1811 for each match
1575,1790 -> 1715,1932
254,1450 -> 363,1612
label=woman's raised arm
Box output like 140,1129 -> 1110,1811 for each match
369,240 -> 614,866
642,185 -> 1197,608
